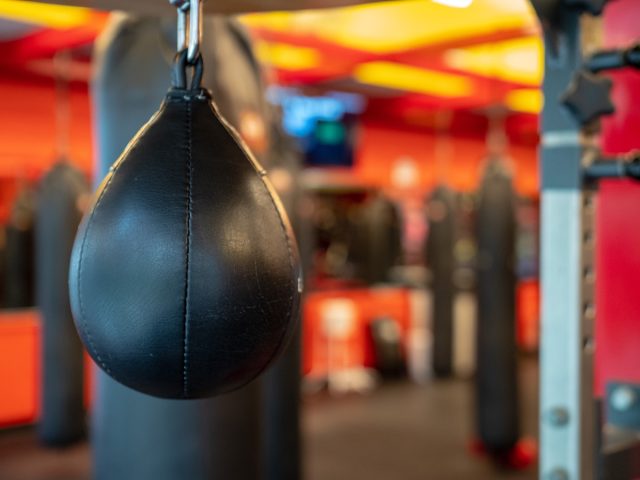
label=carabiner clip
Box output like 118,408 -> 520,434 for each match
169,0 -> 202,64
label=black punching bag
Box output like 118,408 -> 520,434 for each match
349,193 -> 402,285
70,50 -> 300,398
262,120 -> 304,480
89,13 -> 292,480
37,162 -> 89,446
208,23 -> 305,476
426,185 -> 455,378
5,186 -> 36,308
475,160 -> 519,454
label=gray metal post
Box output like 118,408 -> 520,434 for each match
538,9 -> 597,480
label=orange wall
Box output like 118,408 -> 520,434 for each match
0,310 -> 39,427
0,310 -> 94,428
0,75 -> 93,222
0,76 -> 93,179
355,121 -> 538,197
0,75 -> 540,201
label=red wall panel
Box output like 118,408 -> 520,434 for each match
594,0 -> 640,394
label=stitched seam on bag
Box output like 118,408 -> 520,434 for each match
182,100 -> 193,398
251,177 -> 296,372
76,106 -> 165,376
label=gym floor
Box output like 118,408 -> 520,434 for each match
0,358 -> 538,480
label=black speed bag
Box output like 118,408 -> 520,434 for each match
69,54 -> 302,399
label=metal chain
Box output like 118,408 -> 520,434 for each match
169,0 -> 202,63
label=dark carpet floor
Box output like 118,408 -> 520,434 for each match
0,358 -> 538,480
304,358 -> 538,480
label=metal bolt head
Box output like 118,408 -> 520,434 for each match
547,407 -> 570,427
611,386 -> 636,412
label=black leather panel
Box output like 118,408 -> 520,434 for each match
70,89 -> 301,399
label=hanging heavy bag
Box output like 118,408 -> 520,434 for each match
0,227 -> 7,309
474,160 -> 519,454
261,113 -> 305,480
5,186 -> 36,308
37,162 -> 89,446
426,185 -> 456,378
91,14 -> 265,480
69,9 -> 301,399
348,193 -> 402,285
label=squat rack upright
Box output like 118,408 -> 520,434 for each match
533,1 -> 640,479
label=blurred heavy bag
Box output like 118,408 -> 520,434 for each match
90,14 -> 293,480
474,160 -> 519,454
349,193 -> 402,284
92,378 -> 262,480
0,227 -> 7,308
263,322 -> 302,480
4,186 -> 36,308
37,162 -> 89,446
425,185 -> 455,378
262,117 -> 305,480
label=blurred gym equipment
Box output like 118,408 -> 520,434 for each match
425,185 -> 456,378
89,11 -> 294,478
475,160 -> 519,456
4,186 -> 36,309
349,193 -> 403,285
36,162 -> 89,447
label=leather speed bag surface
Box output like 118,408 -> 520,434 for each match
69,58 -> 301,399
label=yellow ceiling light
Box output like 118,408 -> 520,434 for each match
505,88 -> 543,114
242,0 -> 537,54
241,10 -> 328,35
444,36 -> 543,86
0,1 -> 92,29
432,0 -> 473,7
354,61 -> 474,98
254,41 -> 320,70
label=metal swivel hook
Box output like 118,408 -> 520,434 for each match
169,0 -> 202,63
